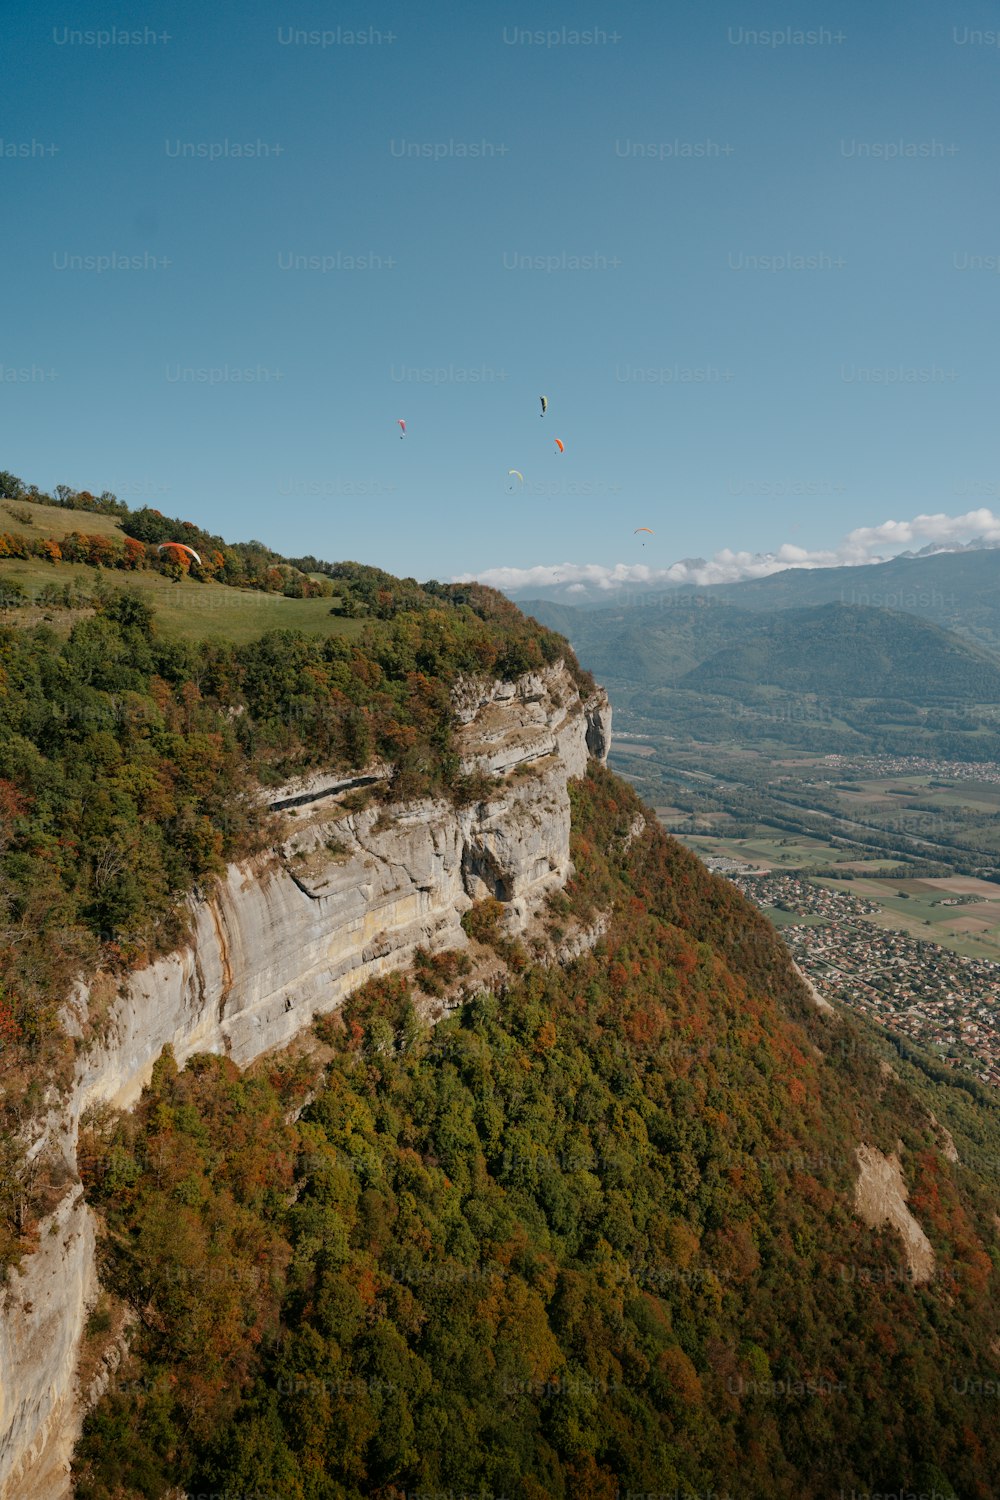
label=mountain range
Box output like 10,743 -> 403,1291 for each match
520,595 -> 1000,761
515,546 -> 1000,657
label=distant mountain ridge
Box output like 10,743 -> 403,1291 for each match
519,546 -> 1000,657
520,597 -> 1000,760
681,602 -> 1000,703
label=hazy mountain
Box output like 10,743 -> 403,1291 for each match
682,603 -> 1000,703
518,546 -> 1000,654
522,598 -> 1000,759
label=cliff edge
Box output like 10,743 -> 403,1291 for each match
0,662 -> 610,1500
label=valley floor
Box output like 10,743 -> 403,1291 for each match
727,869 -> 1000,1087
612,730 -> 1000,1087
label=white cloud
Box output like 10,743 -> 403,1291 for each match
845,508 -> 1000,550
455,509 -> 1000,593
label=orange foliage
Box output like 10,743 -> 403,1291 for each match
625,1004 -> 667,1048
657,1344 -> 703,1406
534,1018 -> 557,1052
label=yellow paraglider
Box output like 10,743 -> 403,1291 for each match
507,469 -> 525,490
540,396 -> 548,417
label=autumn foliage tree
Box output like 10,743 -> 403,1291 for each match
72,770 -> 1000,1500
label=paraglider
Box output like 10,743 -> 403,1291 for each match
634,527 -> 654,548
539,396 -> 548,417
157,541 -> 202,567
507,469 -> 525,490
554,438 -> 564,454
397,419 -> 406,438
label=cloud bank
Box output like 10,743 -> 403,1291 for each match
455,509 -> 1000,593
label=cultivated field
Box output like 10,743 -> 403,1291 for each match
678,831 -> 904,875
816,874 -> 1000,960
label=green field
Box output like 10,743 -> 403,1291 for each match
838,776 -> 1000,814
0,498 -> 129,540
815,875 -> 1000,960
0,502 -> 367,645
918,785 -> 1000,812
677,826 -> 1000,959
0,558 -> 363,645
678,830 -> 906,874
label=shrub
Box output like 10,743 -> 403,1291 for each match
461,897 -> 505,946
412,947 -> 472,996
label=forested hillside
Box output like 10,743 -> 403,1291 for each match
682,603 -> 1000,703
73,769 -> 1000,1500
0,566 -> 587,1271
524,598 -> 1000,760
1,488 -> 998,1498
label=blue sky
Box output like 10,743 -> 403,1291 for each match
4,0 -> 1000,586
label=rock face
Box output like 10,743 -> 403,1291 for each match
854,1143 -> 936,1285
0,1190 -> 96,1500
0,662 -> 610,1500
790,960 -> 835,1014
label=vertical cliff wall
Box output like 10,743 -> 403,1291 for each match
0,664 -> 610,1500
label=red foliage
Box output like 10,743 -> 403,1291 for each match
159,542 -> 193,572
0,780 -> 30,820
122,536 -> 146,568
625,1004 -> 667,1049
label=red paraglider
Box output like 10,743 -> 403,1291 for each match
398,419 -> 406,438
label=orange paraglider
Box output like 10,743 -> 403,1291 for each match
554,438 -> 564,453
157,541 -> 202,567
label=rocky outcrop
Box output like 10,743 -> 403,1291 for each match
854,1143 -> 935,1285
791,960 -> 835,1014
584,693 -> 612,762
0,662 -> 610,1500
452,664 -> 610,783
554,910 -> 611,965
0,1189 -> 95,1500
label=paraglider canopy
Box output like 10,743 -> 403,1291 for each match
507,469 -> 525,489
634,528 -> 654,535
553,437 -> 564,454
157,541 -> 202,567
397,419 -> 406,438
539,396 -> 548,416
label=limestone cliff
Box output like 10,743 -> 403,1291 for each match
0,662 -> 610,1500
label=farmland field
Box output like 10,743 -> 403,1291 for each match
814,874 -> 1000,960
